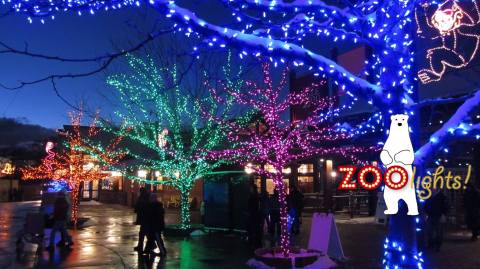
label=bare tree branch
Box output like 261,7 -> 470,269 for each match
0,28 -> 174,90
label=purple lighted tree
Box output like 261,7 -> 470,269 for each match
208,63 -> 375,256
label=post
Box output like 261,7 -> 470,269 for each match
324,160 -> 334,212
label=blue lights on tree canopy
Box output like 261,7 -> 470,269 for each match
45,180 -> 71,193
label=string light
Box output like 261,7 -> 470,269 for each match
105,54 -> 242,230
5,0 -> 479,265
338,166 -> 357,190
384,166 -> 409,190
1,162 -> 15,175
22,111 -> 128,225
44,141 -> 56,171
208,63 -> 377,257
358,165 -> 382,190
416,0 -> 480,83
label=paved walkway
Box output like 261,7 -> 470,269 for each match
1,202 -> 479,268
0,201 -> 250,269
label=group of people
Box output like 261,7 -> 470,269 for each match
424,183 -> 480,252
246,184 -> 304,248
42,180 -> 480,256
133,188 -> 167,256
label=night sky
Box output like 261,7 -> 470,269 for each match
2,1 -> 480,129
0,6 -> 160,129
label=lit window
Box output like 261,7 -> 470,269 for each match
282,167 -> 291,174
266,178 -> 289,194
298,164 -> 314,174
265,165 -> 290,174
156,172 -> 163,190
298,176 -> 314,193
102,171 -> 123,191
265,164 -> 277,174
138,170 -> 148,178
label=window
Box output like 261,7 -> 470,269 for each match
264,164 -> 291,174
102,171 -> 123,191
155,171 -> 164,190
298,163 -> 314,174
265,164 -> 277,174
298,176 -> 314,193
266,178 -> 289,194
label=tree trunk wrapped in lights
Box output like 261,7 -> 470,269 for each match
21,111 -> 128,225
207,63 -> 377,257
180,188 -> 191,229
105,55 -> 242,230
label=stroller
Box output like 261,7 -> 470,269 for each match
16,191 -> 59,256
16,212 -> 46,256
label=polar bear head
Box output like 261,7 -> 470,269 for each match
389,114 -> 410,137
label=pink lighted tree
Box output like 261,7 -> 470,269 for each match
208,63 -> 376,256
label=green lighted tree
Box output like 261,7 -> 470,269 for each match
106,55 -> 242,229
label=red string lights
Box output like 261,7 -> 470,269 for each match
22,111 -> 127,225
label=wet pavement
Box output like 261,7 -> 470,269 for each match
0,201 -> 251,269
1,201 -> 479,269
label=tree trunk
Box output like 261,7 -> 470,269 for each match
71,182 -> 80,227
275,175 -> 290,257
180,189 -> 191,230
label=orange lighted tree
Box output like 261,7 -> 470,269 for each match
22,111 -> 128,225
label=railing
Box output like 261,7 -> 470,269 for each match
303,192 -> 373,218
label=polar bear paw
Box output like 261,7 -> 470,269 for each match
407,210 -> 419,216
384,209 -> 398,215
380,150 -> 393,166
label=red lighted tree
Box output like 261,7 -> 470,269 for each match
22,111 -> 128,225
208,63 -> 375,256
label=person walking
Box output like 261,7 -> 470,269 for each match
464,183 -> 480,241
56,192 -> 73,247
145,193 -> 167,256
289,185 -> 304,235
134,188 -> 150,253
425,189 -> 449,251
46,191 -> 73,251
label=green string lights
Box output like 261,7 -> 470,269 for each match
106,54 -> 242,229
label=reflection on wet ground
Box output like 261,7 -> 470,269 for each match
0,201 -> 251,269
4,201 -> 478,269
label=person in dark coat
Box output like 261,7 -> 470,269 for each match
463,183 -> 480,241
145,193 -> 167,256
134,188 -> 150,252
268,189 -> 281,244
259,190 -> 270,233
247,184 -> 262,248
288,185 -> 304,235
425,189 -> 449,251
46,191 -> 73,250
